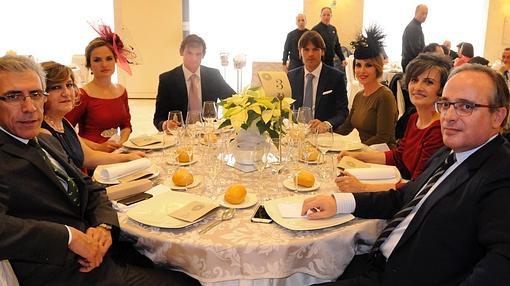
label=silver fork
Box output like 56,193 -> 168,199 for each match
199,208 -> 235,234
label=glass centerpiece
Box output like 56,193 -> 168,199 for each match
218,87 -> 294,164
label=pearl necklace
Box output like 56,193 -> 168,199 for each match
44,116 -> 65,133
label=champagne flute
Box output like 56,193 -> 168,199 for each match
252,141 -> 269,200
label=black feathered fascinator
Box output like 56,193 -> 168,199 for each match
351,25 -> 385,60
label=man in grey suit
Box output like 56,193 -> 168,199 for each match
287,30 -> 348,132
303,64 -> 510,285
153,34 -> 235,131
0,55 -> 199,285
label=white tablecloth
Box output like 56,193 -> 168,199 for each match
118,138 -> 383,286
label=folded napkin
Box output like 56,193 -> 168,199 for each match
99,158 -> 152,180
130,134 -> 162,147
106,179 -> 153,201
346,167 -> 395,180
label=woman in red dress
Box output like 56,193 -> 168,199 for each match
66,25 -> 134,152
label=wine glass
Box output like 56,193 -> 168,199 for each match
202,101 -> 218,126
297,107 -> 312,137
185,111 -> 203,146
167,110 -> 184,144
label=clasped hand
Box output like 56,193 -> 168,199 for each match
68,226 -> 112,272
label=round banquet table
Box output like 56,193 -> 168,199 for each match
117,134 -> 384,286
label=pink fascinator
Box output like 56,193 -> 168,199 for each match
89,22 -> 136,75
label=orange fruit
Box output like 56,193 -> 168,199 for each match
224,184 -> 247,204
301,146 -> 319,162
172,168 -> 194,186
296,170 -> 315,188
203,133 -> 218,144
176,147 -> 192,163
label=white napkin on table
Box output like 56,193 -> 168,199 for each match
346,167 -> 395,180
99,158 -> 151,180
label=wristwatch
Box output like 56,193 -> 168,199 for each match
98,223 -> 112,231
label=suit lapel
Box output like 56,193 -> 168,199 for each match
293,68 -> 305,107
394,136 -> 503,251
0,132 -> 65,191
38,136 -> 86,213
315,67 -> 328,113
176,65 -> 188,108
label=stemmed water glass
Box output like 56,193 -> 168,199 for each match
252,140 -> 270,200
185,111 -> 203,147
296,107 -> 312,137
314,126 -> 333,178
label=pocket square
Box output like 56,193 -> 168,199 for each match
322,90 -> 333,95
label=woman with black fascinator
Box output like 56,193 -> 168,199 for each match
335,25 -> 398,148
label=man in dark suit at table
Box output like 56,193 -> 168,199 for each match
0,55 -> 199,285
303,64 -> 510,285
153,34 -> 235,131
288,30 -> 348,133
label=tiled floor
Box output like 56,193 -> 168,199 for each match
128,99 -> 158,136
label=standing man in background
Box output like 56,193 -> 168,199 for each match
312,7 -> 347,67
401,4 -> 428,71
282,13 -> 308,72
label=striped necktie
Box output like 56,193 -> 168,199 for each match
29,138 -> 81,207
371,152 -> 456,253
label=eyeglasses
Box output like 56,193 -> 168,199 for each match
0,90 -> 48,105
434,99 -> 499,117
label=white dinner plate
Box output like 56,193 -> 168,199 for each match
166,158 -> 198,166
298,158 -> 322,165
168,175 -> 202,190
264,195 -> 355,231
93,164 -> 160,185
123,134 -> 177,150
219,193 -> 257,209
126,191 -> 219,228
283,177 -> 320,192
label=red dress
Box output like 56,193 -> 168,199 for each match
65,88 -> 132,144
385,113 -> 443,181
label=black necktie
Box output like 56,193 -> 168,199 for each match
371,152 -> 457,253
29,138 -> 80,207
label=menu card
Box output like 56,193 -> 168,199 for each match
258,71 -> 292,98
168,201 -> 218,222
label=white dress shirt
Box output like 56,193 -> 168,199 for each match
333,134 -> 497,258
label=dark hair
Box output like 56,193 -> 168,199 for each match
422,43 -> 442,54
404,53 -> 452,96
504,47 -> 510,52
459,42 -> 474,58
85,38 -> 116,68
179,34 -> 206,56
321,7 -> 332,14
449,64 -> 509,126
468,56 -> 489,66
298,31 -> 326,50
441,45 -> 449,55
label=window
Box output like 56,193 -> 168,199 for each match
189,0 -> 303,90
0,0 -> 114,65
363,0 -> 489,63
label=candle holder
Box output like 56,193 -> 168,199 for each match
220,52 -> 229,80
233,54 -> 246,93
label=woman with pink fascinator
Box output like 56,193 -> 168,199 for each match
66,24 -> 135,152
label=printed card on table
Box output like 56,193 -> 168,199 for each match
258,71 -> 292,99
168,201 -> 219,222
130,134 -> 162,147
